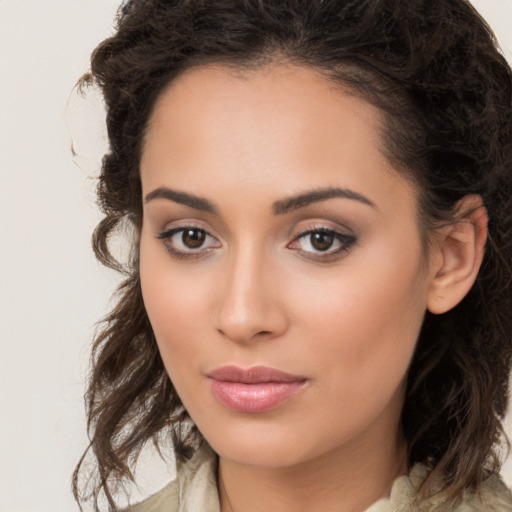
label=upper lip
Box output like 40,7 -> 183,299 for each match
207,365 -> 307,384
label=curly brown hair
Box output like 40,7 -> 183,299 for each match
73,0 -> 512,510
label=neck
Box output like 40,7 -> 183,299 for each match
217,428 -> 408,512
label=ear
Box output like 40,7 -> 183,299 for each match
427,195 -> 488,315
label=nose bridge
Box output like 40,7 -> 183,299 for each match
215,241 -> 286,343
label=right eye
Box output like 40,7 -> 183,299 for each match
157,226 -> 221,259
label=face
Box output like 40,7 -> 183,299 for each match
139,63 -> 434,469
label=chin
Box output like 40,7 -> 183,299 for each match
212,439 -> 309,469
197,418 -> 306,467
197,413 -> 347,470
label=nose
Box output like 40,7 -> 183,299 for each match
214,247 -> 288,344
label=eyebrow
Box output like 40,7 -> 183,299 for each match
145,187 -> 218,214
272,187 -> 375,215
144,185 -> 375,215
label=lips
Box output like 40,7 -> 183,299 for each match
207,365 -> 307,413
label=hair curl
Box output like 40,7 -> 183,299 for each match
73,0 -> 512,510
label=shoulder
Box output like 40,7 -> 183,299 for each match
466,473 -> 512,512
122,443 -> 220,512
367,465 -> 512,512
123,480 -> 179,512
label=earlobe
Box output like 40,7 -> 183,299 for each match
427,195 -> 488,315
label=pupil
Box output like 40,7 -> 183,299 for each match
182,229 -> 206,249
311,232 -> 334,251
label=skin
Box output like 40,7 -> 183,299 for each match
138,63 -> 486,512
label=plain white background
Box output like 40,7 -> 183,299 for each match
1,1 -> 511,511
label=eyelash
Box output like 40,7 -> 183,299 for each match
288,227 -> 357,260
156,225 -> 357,261
156,225 -> 220,259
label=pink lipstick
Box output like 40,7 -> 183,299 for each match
207,365 -> 307,413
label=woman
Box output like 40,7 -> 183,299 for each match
73,0 -> 512,511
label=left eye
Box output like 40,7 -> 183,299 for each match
157,227 -> 221,257
290,229 -> 356,255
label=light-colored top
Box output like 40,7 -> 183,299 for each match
125,444 -> 512,512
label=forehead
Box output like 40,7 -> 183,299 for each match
145,63 -> 381,144
140,62 -> 416,220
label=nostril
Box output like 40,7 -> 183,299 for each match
216,326 -> 275,344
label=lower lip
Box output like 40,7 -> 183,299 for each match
209,379 -> 306,413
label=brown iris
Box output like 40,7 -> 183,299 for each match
182,228 -> 206,249
310,231 -> 335,251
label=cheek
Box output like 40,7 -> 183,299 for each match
291,235 -> 428,412
139,240 -> 212,368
